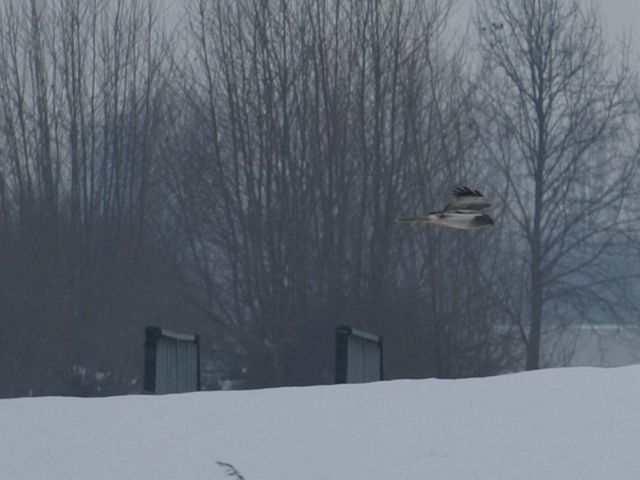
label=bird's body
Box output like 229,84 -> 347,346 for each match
397,187 -> 495,230
397,212 -> 494,230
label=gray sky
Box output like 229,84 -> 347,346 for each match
162,1 -> 640,55
451,0 -> 640,56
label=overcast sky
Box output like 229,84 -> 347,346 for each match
451,0 -> 640,56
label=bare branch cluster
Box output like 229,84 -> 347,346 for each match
475,0 -> 640,369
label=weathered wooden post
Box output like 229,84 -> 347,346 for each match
335,326 -> 383,384
144,327 -> 201,394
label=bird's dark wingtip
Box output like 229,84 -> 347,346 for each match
452,186 -> 483,197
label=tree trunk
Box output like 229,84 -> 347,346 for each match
526,268 -> 543,370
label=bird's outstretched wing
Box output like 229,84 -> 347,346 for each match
444,186 -> 491,212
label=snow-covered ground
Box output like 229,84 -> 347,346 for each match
2,366 -> 640,480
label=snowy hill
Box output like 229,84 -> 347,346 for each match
2,366 -> 640,480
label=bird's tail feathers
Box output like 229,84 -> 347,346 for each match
396,213 -> 439,223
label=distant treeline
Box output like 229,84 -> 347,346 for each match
0,0 -> 637,397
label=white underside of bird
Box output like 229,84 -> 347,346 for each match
397,212 -> 491,230
397,186 -> 495,230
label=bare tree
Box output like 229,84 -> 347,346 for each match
0,0 -> 178,396
475,0 -> 640,369
171,0 -> 517,387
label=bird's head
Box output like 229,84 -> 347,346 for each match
479,214 -> 495,226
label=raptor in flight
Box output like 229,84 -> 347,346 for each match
397,187 -> 494,230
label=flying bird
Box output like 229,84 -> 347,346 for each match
397,186 -> 494,230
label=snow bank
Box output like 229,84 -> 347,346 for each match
2,366 -> 640,480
